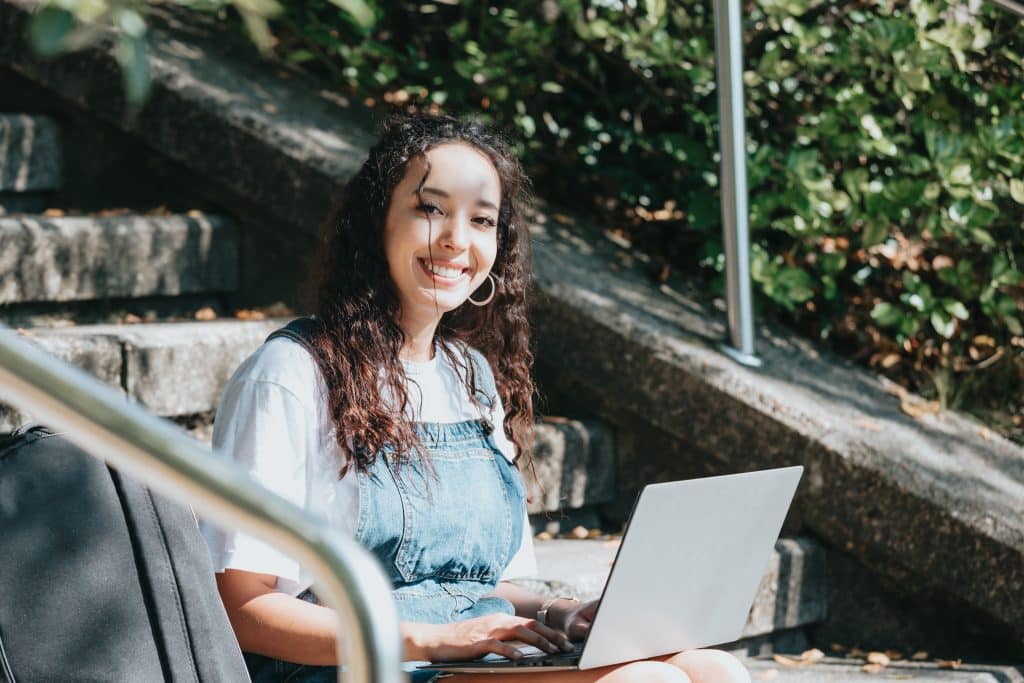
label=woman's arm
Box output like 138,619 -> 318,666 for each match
492,582 -> 597,642
217,570 -> 569,664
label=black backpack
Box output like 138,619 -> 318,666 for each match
0,427 -> 250,682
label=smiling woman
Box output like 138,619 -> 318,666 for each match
200,114 -> 750,683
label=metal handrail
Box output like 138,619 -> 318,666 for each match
0,326 -> 406,683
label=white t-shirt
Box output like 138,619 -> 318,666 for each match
201,338 -> 537,596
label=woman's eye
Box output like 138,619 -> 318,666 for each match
474,216 -> 497,228
418,202 -> 442,215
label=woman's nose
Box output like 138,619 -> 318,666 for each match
438,216 -> 471,250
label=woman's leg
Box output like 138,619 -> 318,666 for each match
659,649 -> 751,683
448,660 -> 691,683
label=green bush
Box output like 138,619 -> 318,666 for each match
270,0 -> 1023,420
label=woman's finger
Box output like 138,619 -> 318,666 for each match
478,638 -> 524,660
512,624 -> 560,653
525,619 -> 574,651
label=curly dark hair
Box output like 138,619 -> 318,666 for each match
310,113 -> 535,476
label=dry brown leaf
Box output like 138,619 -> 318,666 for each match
535,531 -> 553,541
123,313 -> 142,324
937,659 -> 962,669
978,427 -> 991,441
569,526 -> 589,540
800,648 -> 825,663
880,353 -> 901,368
587,528 -> 603,539
862,663 -> 886,673
234,309 -> 266,321
855,419 -> 882,432
262,301 -> 294,317
829,643 -> 847,653
866,652 -> 891,666
754,669 -> 779,680
910,651 -> 929,661
43,208 -> 64,217
771,654 -> 810,668
186,209 -> 205,218
849,648 -> 867,658
899,397 -> 941,419
885,650 -> 904,661
195,306 -> 217,321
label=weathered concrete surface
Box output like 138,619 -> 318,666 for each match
0,214 -> 238,304
742,657 -> 1023,682
515,537 -> 826,640
0,114 -> 60,191
3,0 -> 1023,653
0,328 -> 122,431
527,217 -> 1024,652
0,320 -> 280,428
528,418 -> 614,515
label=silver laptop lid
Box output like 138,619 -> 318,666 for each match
578,466 -> 803,670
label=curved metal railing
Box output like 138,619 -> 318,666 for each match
0,326 -> 406,683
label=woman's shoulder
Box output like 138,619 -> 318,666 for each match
230,336 -> 323,399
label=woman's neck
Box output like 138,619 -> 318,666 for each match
397,311 -> 441,362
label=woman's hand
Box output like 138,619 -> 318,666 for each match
405,613 -> 573,662
554,599 -> 600,641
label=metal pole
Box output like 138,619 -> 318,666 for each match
713,0 -> 762,368
0,327 -> 407,683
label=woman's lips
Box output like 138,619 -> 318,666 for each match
418,258 -> 470,285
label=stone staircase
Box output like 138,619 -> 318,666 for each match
0,110 -> 835,658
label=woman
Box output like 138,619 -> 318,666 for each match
203,114 -> 750,683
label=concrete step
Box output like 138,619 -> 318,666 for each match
513,537 -> 826,643
0,319 -> 282,429
742,656 -> 1024,682
528,418 -> 614,515
0,212 -> 238,304
0,114 -> 60,193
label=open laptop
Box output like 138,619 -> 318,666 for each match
419,465 -> 803,674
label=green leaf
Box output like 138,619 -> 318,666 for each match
540,81 -> 564,94
29,6 -> 75,57
1010,178 -> 1024,204
930,311 -> 956,338
326,0 -> 375,29
862,219 -> 889,247
115,34 -> 150,106
943,299 -> 969,320
871,302 -> 903,327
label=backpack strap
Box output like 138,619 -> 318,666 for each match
265,316 -> 323,357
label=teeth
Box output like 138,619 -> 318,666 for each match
423,260 -> 466,279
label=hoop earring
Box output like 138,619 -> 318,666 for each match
467,273 -> 496,307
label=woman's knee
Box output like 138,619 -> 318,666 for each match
664,649 -> 750,683
610,661 -> 691,683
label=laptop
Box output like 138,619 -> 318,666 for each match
419,465 -> 803,674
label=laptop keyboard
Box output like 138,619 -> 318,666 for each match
482,641 -> 584,667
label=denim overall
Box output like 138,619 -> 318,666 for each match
244,319 -> 526,682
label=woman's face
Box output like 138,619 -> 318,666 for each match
384,142 -> 502,321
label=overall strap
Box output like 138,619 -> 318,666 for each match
461,345 -> 498,411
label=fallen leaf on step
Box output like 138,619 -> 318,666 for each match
861,663 -> 885,673
910,651 -> 928,661
855,419 -> 882,432
753,669 -> 778,680
885,650 -> 903,661
195,306 -> 217,321
771,654 -> 811,668
800,648 -> 825,663
535,531 -> 553,541
123,313 -> 142,324
235,308 -> 266,320
43,208 -> 64,217
936,659 -> 961,669
587,528 -> 602,539
866,652 -> 891,666
569,526 -> 589,539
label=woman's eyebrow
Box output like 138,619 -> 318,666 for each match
419,186 -> 499,211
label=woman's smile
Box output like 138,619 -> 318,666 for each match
418,257 -> 472,285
